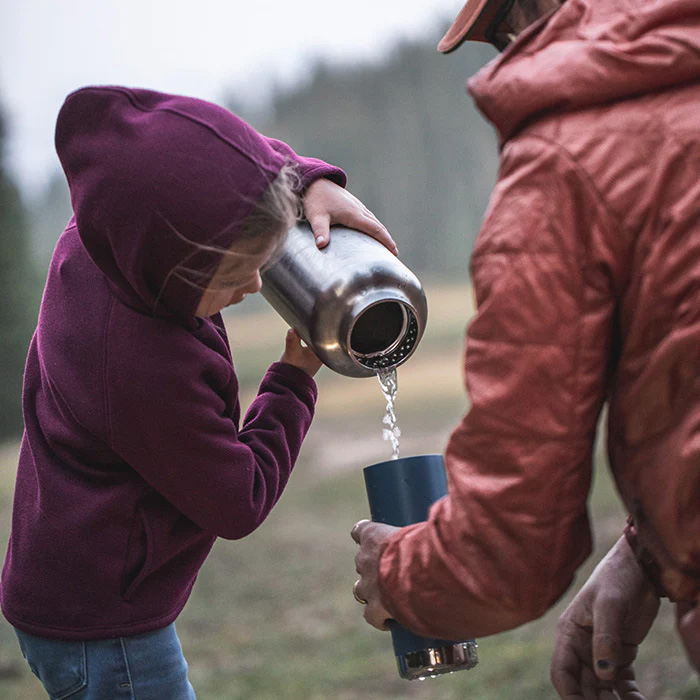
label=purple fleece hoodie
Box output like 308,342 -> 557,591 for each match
0,86 -> 346,640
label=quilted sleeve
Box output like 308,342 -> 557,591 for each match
377,136 -> 622,640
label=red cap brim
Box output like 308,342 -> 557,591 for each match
438,0 -> 501,53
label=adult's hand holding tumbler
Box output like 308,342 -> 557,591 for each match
353,455 -> 479,681
351,519 -> 397,630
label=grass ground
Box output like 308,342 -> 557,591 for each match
0,282 -> 697,699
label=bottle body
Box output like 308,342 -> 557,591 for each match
363,454 -> 478,680
261,222 -> 427,378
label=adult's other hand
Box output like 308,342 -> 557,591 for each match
350,519 -> 398,631
676,598 -> 700,672
551,535 -> 660,699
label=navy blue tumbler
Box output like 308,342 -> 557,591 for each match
363,454 -> 478,680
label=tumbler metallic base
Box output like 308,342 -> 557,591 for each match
396,641 -> 479,681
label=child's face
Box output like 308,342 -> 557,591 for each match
195,238 -> 278,318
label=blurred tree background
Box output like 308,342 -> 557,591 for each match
234,38 -> 498,277
0,103 -> 39,441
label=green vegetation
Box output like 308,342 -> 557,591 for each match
0,104 -> 38,440
0,291 -> 696,699
238,36 -> 498,278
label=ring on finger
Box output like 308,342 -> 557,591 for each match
353,579 -> 368,605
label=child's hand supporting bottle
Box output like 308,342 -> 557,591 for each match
280,328 -> 322,377
303,177 -> 398,255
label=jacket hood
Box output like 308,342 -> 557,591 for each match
469,0 -> 700,141
55,86 -> 287,323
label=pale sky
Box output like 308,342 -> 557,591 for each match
1,0 -> 463,195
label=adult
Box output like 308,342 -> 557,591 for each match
351,0 -> 700,695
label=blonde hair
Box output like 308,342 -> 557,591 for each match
162,162 -> 302,299
212,162 -> 302,286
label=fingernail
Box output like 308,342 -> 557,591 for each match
596,660 -> 610,670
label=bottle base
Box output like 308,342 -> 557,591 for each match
396,640 -> 479,681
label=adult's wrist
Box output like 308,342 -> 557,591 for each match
624,516 -> 668,599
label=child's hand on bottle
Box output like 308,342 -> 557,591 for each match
280,329 -> 323,377
303,178 -> 398,255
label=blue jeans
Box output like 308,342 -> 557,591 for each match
14,623 -> 196,699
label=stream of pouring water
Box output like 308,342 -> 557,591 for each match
377,367 -> 401,460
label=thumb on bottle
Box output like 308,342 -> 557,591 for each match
308,213 -> 331,248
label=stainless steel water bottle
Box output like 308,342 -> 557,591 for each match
363,454 -> 479,680
260,222 -> 428,378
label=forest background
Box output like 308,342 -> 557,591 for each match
0,25 -> 698,700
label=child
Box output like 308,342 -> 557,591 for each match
0,85 -> 395,699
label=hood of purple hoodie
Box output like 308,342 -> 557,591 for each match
468,0 -> 700,142
55,86 -> 287,324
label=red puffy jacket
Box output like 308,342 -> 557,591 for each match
378,0 -> 700,639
